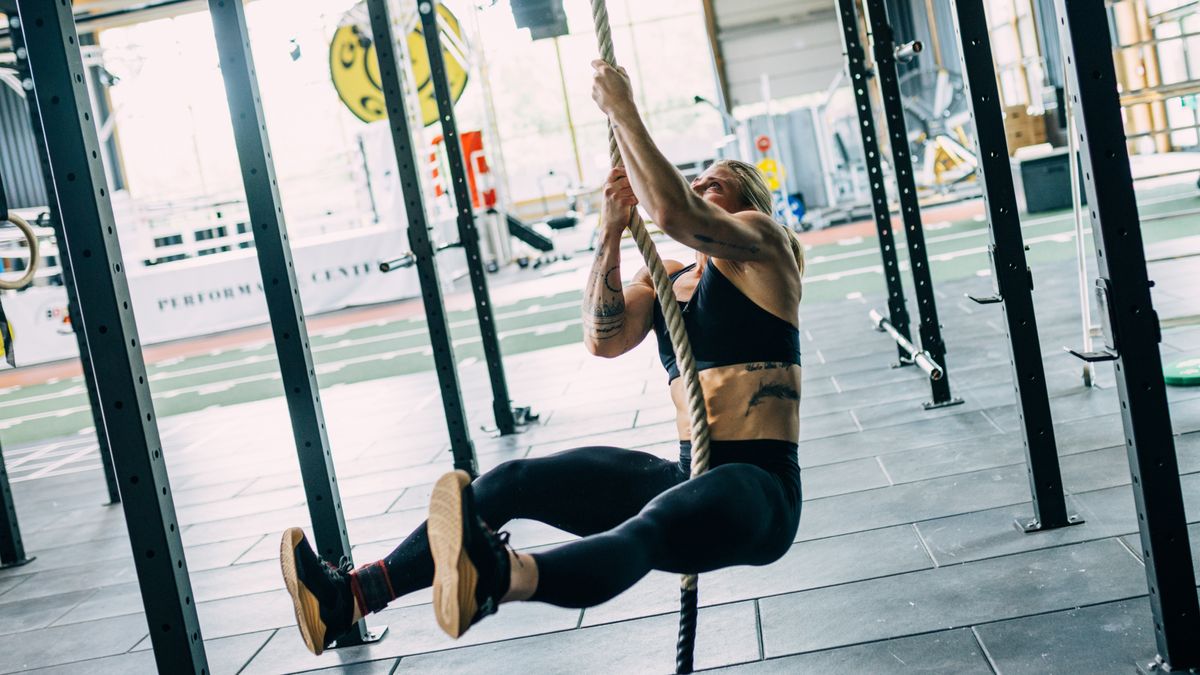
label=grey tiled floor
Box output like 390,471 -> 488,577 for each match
1,257 -> 1199,673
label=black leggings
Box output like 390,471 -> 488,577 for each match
381,441 -> 802,609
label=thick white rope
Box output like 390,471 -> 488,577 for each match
589,0 -> 711,597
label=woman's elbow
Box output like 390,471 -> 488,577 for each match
584,337 -> 620,358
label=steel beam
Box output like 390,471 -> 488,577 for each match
8,14 -> 121,505
206,0 -> 383,647
1055,1 -> 1200,669
862,0 -> 962,409
367,0 -> 478,476
950,0 -> 1079,534
0,438 -> 34,569
16,1 -> 205,668
418,0 -> 519,434
834,0 -> 913,365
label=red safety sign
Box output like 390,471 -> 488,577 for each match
756,135 -> 771,153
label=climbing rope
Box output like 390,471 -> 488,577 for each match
0,213 -> 40,291
589,1 -> 710,671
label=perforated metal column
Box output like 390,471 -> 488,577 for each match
7,13 -> 121,505
1055,1 -> 1200,669
951,0 -> 1077,533
207,0 -> 378,646
419,0 -> 517,434
863,0 -> 961,409
17,1 -> 206,668
835,0 -> 912,364
367,0 -> 478,476
0,438 -> 33,568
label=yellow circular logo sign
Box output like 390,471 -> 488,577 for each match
329,2 -> 469,126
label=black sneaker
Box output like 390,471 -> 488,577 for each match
427,470 -> 512,638
279,527 -> 357,655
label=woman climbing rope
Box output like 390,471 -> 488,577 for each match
278,60 -> 805,655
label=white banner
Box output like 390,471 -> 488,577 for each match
1,225 -> 464,367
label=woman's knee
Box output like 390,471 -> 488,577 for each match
472,458 -> 531,525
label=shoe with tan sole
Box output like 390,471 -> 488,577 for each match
279,527 -> 358,655
427,470 -> 512,638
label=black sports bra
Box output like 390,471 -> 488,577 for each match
651,262 -> 801,381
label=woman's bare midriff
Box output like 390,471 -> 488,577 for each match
670,362 -> 801,442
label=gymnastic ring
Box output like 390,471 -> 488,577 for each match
0,212 -> 40,291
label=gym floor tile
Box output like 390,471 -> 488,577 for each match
757,539 -> 1148,657
390,601 -> 759,674
797,410 -> 860,441
524,420 -> 678,457
710,628 -> 992,673
914,491 -> 1125,567
798,411 -> 1000,466
240,599 -> 582,674
874,430 -> 1021,485
800,456 -> 890,500
303,659 -> 400,675
1120,522 -> 1200,578
796,464 -> 1032,542
92,629 -> 274,675
0,574 -> 30,598
182,505 -> 311,547
974,597 -> 1154,674
50,582 -> 143,626
0,613 -> 148,673
193,590 -> 297,640
0,557 -> 138,605
580,525 -> 932,627
0,590 -> 93,636
798,376 -> 933,417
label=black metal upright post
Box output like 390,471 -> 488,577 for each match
7,13 -> 121,505
419,0 -> 519,435
862,0 -> 961,409
835,0 -> 912,365
1055,2 -> 1200,669
17,2 -> 205,669
0,415 -> 33,569
951,0 -> 1079,533
367,0 -> 478,476
206,0 -> 382,646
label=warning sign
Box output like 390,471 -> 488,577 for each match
756,157 -> 783,191
329,2 -> 469,126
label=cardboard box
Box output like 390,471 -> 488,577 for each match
1004,106 -> 1048,155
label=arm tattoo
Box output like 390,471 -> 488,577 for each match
602,265 -> 622,293
583,296 -> 625,340
583,248 -> 627,342
694,233 -> 760,254
744,382 -> 800,416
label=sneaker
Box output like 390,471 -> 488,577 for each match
427,470 -> 512,638
279,527 -> 358,655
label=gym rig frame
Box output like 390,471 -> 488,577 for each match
10,0 -> 540,667
6,0 -> 1200,671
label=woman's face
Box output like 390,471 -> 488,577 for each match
689,166 -> 744,214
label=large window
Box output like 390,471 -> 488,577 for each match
986,0 -> 1047,109
473,0 -> 724,204
97,0 -> 724,243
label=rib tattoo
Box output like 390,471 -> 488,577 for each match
744,362 -> 792,372
745,382 -> 800,416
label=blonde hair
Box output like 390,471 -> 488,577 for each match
712,159 -> 806,282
